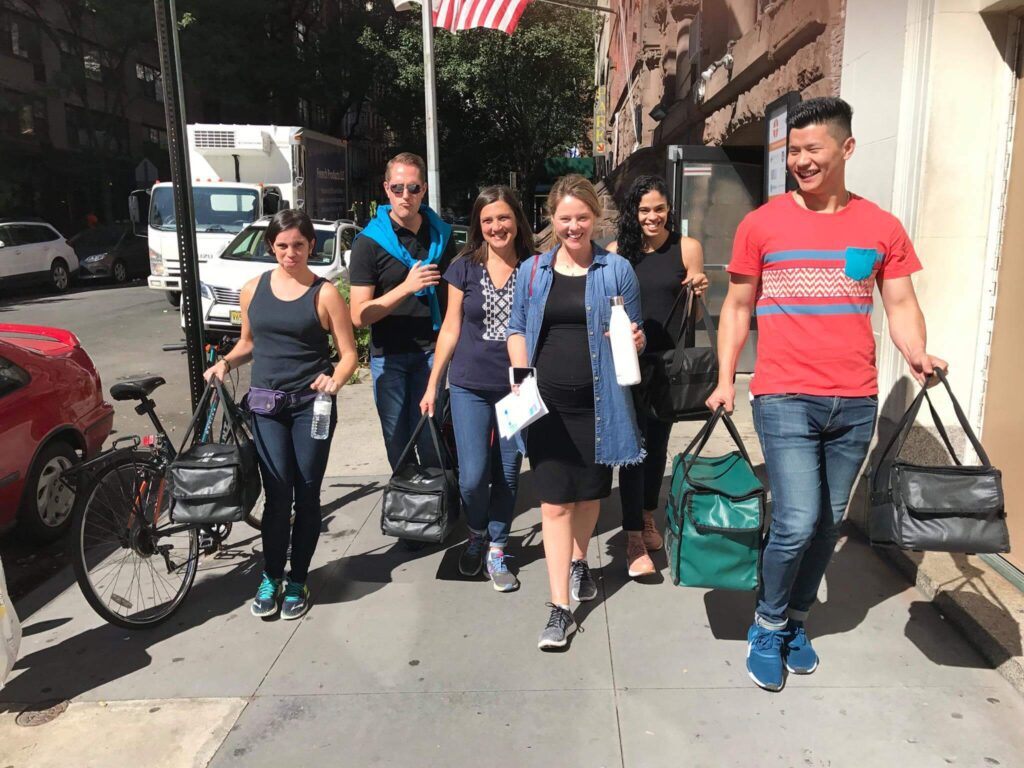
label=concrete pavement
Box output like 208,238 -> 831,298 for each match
3,375 -> 1024,767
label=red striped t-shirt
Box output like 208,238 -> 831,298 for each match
728,193 -> 922,397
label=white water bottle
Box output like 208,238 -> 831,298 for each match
311,393 -> 333,440
608,296 -> 641,386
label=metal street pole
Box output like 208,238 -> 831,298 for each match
154,0 -> 205,410
420,0 -> 442,211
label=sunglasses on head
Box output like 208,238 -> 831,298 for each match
388,183 -> 423,195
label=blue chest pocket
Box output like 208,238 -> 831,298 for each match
844,247 -> 880,281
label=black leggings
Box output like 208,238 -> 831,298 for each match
250,397 -> 336,583
618,404 -> 673,531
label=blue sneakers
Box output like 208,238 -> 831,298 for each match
784,620 -> 819,674
746,623 -> 785,691
281,580 -> 310,621
251,573 -> 283,618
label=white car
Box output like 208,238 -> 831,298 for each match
190,218 -> 360,340
0,219 -> 79,293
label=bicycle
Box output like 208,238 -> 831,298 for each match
65,342 -> 260,629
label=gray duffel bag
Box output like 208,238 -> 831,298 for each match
869,369 -> 1008,554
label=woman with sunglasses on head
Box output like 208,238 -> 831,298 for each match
607,174 -> 708,579
420,186 -> 533,592
205,209 -> 359,620
508,175 -> 645,650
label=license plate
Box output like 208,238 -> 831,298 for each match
229,310 -> 242,326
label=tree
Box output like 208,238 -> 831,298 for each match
366,3 -> 597,211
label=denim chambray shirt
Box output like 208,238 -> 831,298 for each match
507,243 -> 645,467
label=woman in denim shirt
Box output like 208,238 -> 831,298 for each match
507,175 -> 645,650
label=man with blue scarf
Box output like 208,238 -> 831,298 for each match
350,152 -> 455,470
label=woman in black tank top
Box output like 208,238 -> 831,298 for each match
608,175 -> 708,580
205,209 -> 358,621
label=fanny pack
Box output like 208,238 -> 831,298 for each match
244,387 -> 317,416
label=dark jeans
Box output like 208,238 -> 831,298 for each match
370,351 -> 438,470
250,396 -> 336,583
752,394 -> 877,629
619,403 -> 673,531
448,384 -> 522,547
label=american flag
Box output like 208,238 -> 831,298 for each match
433,0 -> 533,35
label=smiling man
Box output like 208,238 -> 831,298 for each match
706,97 -> 946,691
349,152 -> 456,470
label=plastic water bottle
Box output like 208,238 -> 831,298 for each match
311,393 -> 332,440
608,296 -> 641,386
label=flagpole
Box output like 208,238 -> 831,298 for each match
420,0 -> 442,212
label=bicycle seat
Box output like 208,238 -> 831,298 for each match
110,376 -> 166,401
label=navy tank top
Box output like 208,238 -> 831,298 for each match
249,270 -> 333,393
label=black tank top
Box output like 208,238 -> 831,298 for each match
249,270 -> 333,393
535,271 -> 592,389
632,232 -> 688,353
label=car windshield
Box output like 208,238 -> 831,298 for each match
149,187 -> 260,234
70,225 -> 124,250
220,226 -> 335,267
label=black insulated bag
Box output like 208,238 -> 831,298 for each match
381,413 -> 460,543
869,369 -> 1009,554
168,379 -> 262,525
640,285 -> 719,423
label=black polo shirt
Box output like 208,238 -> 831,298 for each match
349,217 -> 455,357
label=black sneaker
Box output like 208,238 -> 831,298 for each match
570,559 -> 597,602
458,531 -> 488,577
251,573 -> 283,618
537,603 -> 576,650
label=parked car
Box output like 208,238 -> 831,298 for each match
190,218 -> 360,340
0,324 -> 114,541
0,219 -> 78,293
70,224 -> 149,284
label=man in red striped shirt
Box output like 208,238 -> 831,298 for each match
707,97 -> 946,692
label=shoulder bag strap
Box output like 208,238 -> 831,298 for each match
176,380 -> 217,454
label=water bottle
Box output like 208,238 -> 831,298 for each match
311,392 -> 333,440
608,296 -> 641,386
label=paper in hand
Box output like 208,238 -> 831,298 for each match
495,375 -> 548,439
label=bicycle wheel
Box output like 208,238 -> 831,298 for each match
72,452 -> 199,629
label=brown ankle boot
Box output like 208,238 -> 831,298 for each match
626,534 -> 656,578
642,511 -> 663,551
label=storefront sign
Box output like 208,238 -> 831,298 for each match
764,92 -> 801,200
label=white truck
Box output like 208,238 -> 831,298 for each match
137,124 -> 348,306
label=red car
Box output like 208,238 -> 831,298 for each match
0,324 -> 114,541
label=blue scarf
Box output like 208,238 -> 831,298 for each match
354,204 -> 452,331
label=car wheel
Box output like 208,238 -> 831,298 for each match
19,440 -> 79,542
50,259 -> 71,293
166,291 -> 181,307
112,259 -> 128,283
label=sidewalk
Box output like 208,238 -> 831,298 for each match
2,380 -> 1024,767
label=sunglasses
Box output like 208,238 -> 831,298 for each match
387,183 -> 423,196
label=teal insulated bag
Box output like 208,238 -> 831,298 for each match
665,407 -> 765,591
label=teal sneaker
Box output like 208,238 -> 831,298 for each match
281,580 -> 310,621
746,623 -> 785,691
251,573 -> 283,618
784,621 -> 819,674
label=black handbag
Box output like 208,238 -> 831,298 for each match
168,379 -> 262,525
869,369 -> 1008,554
381,413 -> 460,543
641,286 -> 719,422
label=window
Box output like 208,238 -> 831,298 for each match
59,36 -> 110,83
144,124 -> 167,148
65,105 -> 127,153
0,225 -> 14,247
298,97 -> 311,125
313,102 -> 326,130
136,62 -> 163,102
0,356 -> 30,399
221,225 -> 334,266
0,89 -> 46,141
83,48 -> 102,81
338,227 -> 354,251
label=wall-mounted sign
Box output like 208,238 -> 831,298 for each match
764,92 -> 801,200
593,85 -> 607,157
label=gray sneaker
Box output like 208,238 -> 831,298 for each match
537,604 -> 576,650
570,559 -> 597,602
486,549 -> 518,592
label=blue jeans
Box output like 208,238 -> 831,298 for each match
752,394 -> 878,629
250,396 -> 336,583
370,350 -> 438,470
448,384 -> 522,547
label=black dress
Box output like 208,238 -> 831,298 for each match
527,270 -> 612,504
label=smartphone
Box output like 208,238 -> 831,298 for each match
509,367 -> 537,387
